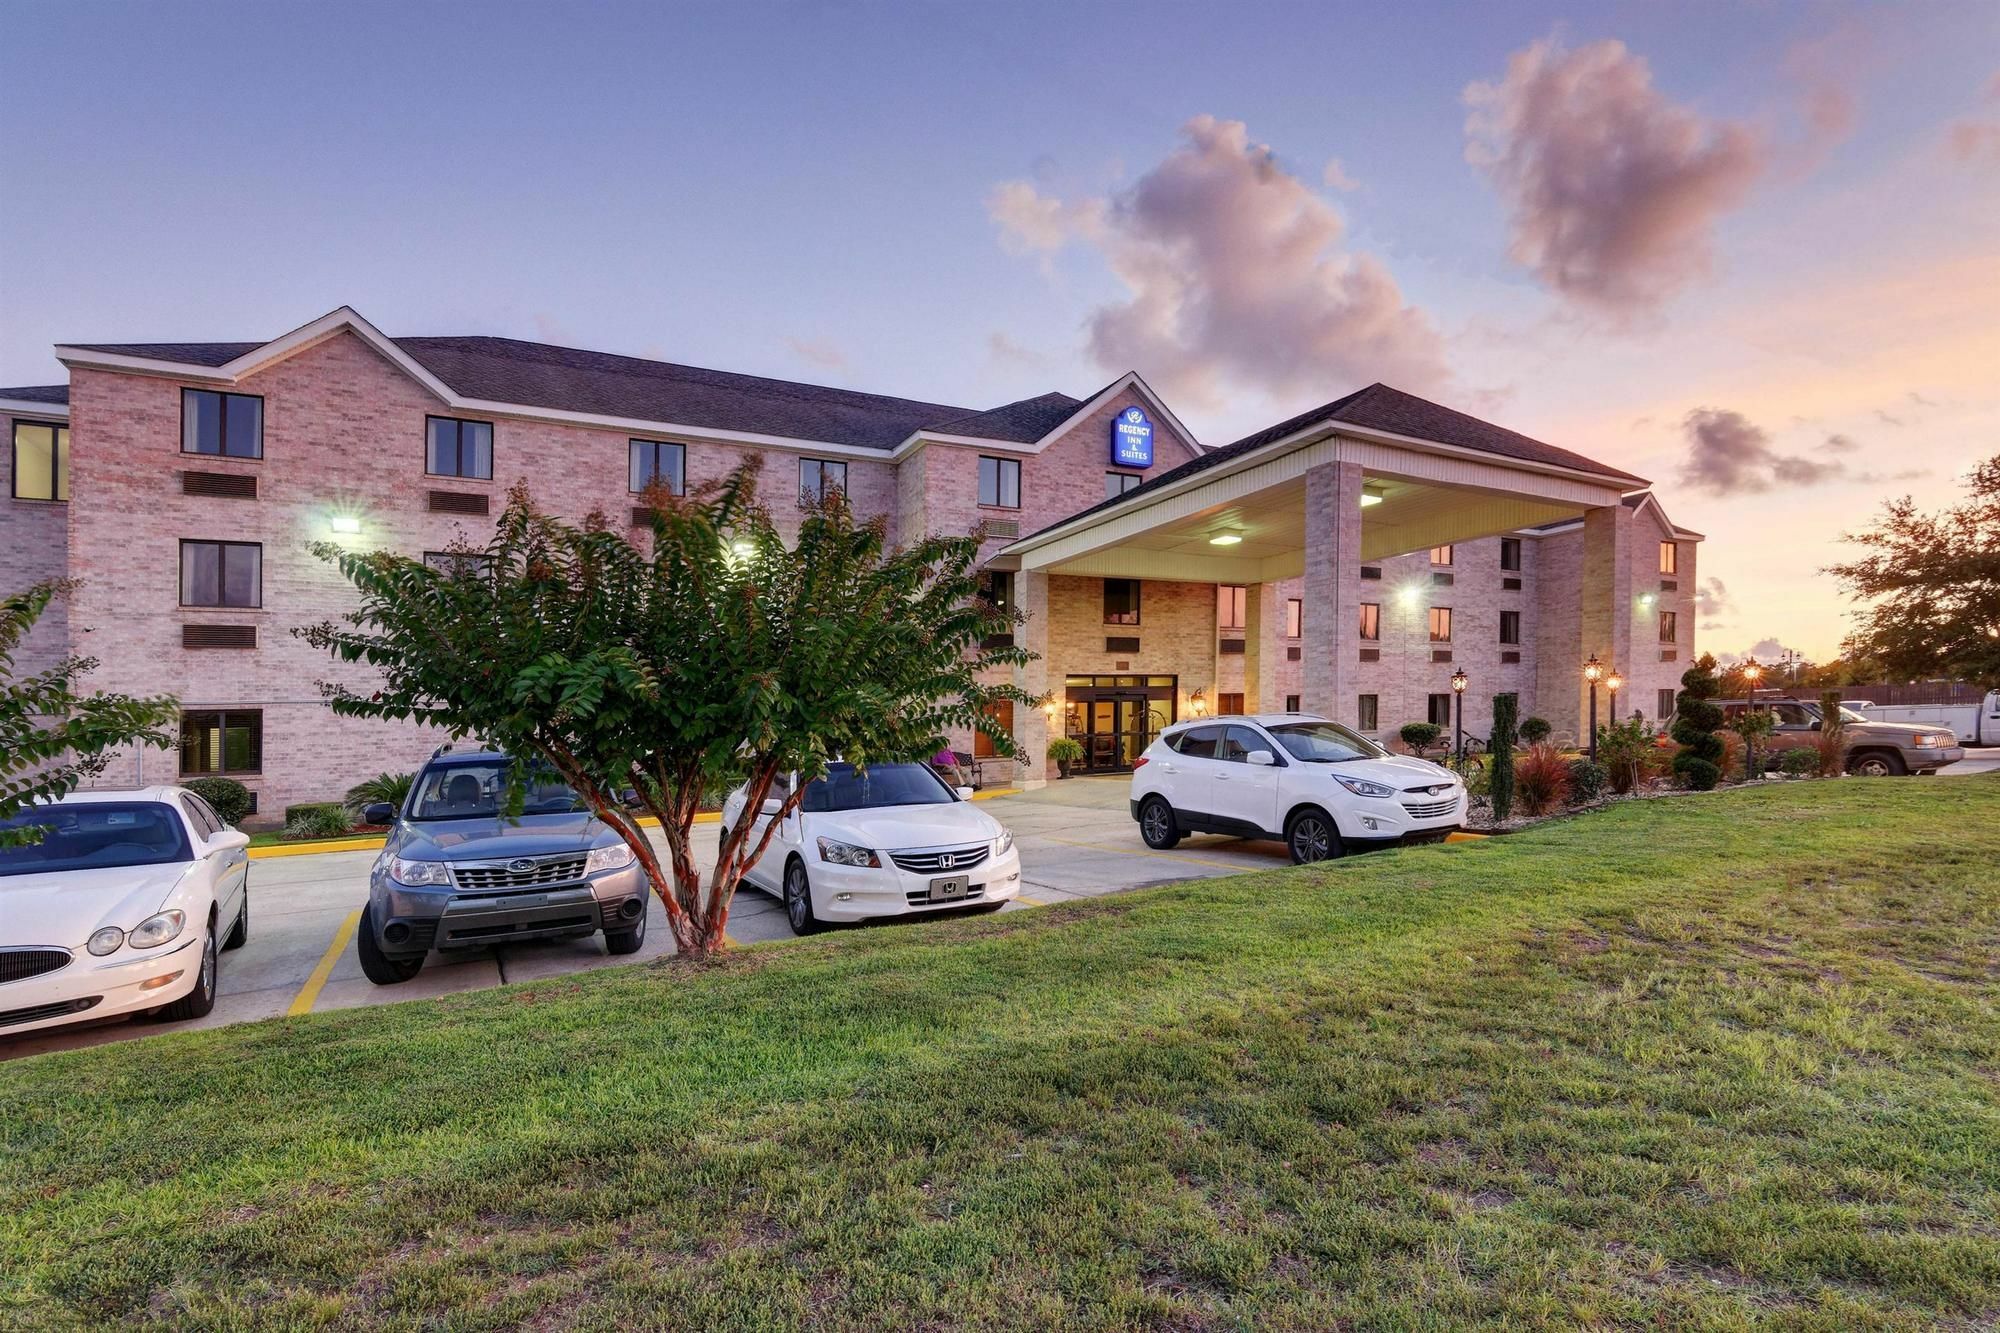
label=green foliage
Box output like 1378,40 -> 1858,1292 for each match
183,777 -> 253,827
1519,716 -> 1552,745
344,771 -> 415,819
1566,759 -> 1609,805
1514,741 -> 1572,816
1045,736 -> 1084,766
283,803 -> 351,840
299,466 -> 1034,957
1595,717 -> 1655,796
1670,658 -> 1726,789
0,580 -> 179,846
1488,693 -> 1517,821
1828,452 -> 2000,690
1398,721 -> 1442,752
1780,747 -> 1820,777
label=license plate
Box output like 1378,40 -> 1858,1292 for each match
928,875 -> 969,901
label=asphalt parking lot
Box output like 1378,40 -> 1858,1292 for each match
2,777 -> 1288,1061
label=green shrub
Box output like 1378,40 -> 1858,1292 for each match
1780,747 -> 1819,777
1670,657 -> 1726,789
184,777 -> 253,827
1519,716 -> 1552,745
1398,722 -> 1442,753
1488,694 -> 1518,822
1046,736 -> 1084,773
344,771 -> 415,819
283,802 -> 351,840
1677,756 -> 1722,791
1566,759 -> 1609,805
1595,717 -> 1655,795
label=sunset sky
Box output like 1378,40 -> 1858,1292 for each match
4,1 -> 1994,662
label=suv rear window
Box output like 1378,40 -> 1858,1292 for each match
1169,726 -> 1224,759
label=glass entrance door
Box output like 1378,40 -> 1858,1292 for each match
1081,692 -> 1149,772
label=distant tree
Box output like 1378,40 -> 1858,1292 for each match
1,580 -> 179,846
1518,716 -> 1552,745
1828,453 -> 2000,690
300,466 -> 1033,959
1669,656 -> 1725,790
1488,693 -> 1518,821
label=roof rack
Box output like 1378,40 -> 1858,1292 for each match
430,739 -> 499,759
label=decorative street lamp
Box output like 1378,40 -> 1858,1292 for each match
1743,659 -> 1763,697
1583,654 -> 1604,762
1606,669 -> 1623,732
1450,667 -> 1468,768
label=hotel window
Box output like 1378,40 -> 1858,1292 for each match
179,709 -> 262,776
978,455 -> 1021,509
1429,544 -> 1453,566
629,439 -> 686,495
1499,610 -> 1521,645
977,569 -> 1013,613
973,700 -> 1014,759
11,421 -> 68,501
1285,694 -> 1301,712
1659,610 -> 1677,643
426,415 -> 492,479
1428,693 -> 1453,727
1500,538 -> 1522,572
1659,540 -> 1678,575
799,458 -> 847,501
182,389 -> 264,459
1429,606 -> 1452,642
1103,578 -> 1141,625
1217,585 -> 1246,631
1286,598 -> 1302,639
179,540 -> 262,608
1105,471 -> 1142,499
1357,602 -> 1380,641
1357,694 -> 1379,731
1658,688 -> 1676,721
423,551 -> 493,579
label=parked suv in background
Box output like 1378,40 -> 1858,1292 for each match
356,746 -> 650,983
1717,698 -> 1963,776
1130,715 -> 1465,864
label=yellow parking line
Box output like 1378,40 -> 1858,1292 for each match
288,909 -> 361,1016
1041,834 -> 1266,870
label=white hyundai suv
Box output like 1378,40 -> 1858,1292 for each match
1130,714 -> 1465,863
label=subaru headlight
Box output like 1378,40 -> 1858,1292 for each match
388,857 -> 454,887
995,828 -> 1014,856
127,910 -> 185,950
1333,774 -> 1397,798
584,843 -> 636,874
87,926 -> 126,956
817,837 -> 880,868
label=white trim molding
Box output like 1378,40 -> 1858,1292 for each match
0,398 -> 68,421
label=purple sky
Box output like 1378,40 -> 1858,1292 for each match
4,1 -> 1995,661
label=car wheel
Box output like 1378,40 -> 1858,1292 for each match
604,896 -> 648,955
158,924 -> 218,1021
223,877 -> 249,950
783,857 -> 825,936
1847,751 -> 1905,778
1138,796 -> 1181,850
1285,808 -> 1343,865
356,902 -> 424,985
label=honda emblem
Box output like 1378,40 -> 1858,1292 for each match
938,853 -> 956,869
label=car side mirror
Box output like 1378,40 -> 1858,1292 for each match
955,785 -> 975,801
211,829 -> 251,853
760,798 -> 784,817
362,802 -> 395,826
1246,750 -> 1276,766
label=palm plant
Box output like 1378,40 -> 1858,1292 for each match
344,771 -> 415,820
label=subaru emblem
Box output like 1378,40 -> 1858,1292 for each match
508,858 -> 534,873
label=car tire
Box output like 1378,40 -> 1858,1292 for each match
1138,796 -> 1182,850
783,857 -> 825,936
356,903 -> 424,985
1285,807 -> 1344,865
604,897 -> 648,955
158,924 -> 218,1021
223,879 -> 249,950
1847,750 -> 1906,778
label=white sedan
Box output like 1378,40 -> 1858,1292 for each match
721,761 -> 1022,934
0,787 -> 250,1038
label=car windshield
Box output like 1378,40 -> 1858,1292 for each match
1264,721 -> 1384,763
801,762 -> 954,813
0,803 -> 191,877
407,761 -> 585,820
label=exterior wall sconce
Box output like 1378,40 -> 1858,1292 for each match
329,514 -> 362,535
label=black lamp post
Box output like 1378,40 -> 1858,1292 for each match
1742,660 -> 1763,775
1606,668 -> 1623,738
1450,667 -> 1468,767
1583,654 -> 1603,762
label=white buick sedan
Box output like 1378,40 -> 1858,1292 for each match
0,787 -> 250,1038
721,762 -> 1022,935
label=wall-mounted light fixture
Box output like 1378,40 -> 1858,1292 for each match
1207,532 -> 1242,546
329,514 -> 362,535
1359,484 -> 1385,508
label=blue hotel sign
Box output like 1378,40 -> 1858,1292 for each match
1111,406 -> 1154,468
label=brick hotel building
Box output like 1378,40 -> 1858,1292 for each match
2,307 -> 1700,816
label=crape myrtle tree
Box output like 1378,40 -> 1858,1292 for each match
298,463 -> 1034,959
1,580 -> 179,846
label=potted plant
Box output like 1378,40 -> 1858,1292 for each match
1046,735 -> 1084,779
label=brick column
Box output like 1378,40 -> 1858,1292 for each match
1576,504 -> 1634,743
1013,568 -> 1053,789
1242,582 -> 1282,712
1302,461 -> 1365,725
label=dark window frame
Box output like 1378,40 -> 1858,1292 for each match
1429,606 -> 1453,643
1217,585 -> 1246,632
1105,470 -> 1142,499
1357,694 -> 1379,732
181,388 -> 266,460
1659,540 -> 1678,575
1659,610 -> 1678,643
628,439 -> 687,495
1358,601 -> 1380,642
178,708 -> 264,777
1428,693 -> 1454,727
978,455 -> 1022,509
799,457 -> 848,502
425,415 -> 494,480
10,419 -> 69,502
1103,578 -> 1141,626
178,539 -> 263,608
1429,544 -> 1454,566
1499,609 -> 1521,645
1286,598 -> 1303,639
1500,537 -> 1522,571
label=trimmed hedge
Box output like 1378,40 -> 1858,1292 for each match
184,778 -> 253,827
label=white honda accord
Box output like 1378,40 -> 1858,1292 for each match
0,787 -> 250,1038
720,761 -> 1022,934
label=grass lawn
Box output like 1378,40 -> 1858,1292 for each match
5,779 -> 1998,1330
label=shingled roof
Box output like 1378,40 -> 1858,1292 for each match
924,391 -> 1084,443
0,385 -> 70,406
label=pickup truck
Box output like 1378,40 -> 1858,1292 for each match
1842,692 -> 2000,748
1718,698 -> 1964,776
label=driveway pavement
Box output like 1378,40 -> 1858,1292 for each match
1948,746 -> 2000,777
3,778 -> 1285,1061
